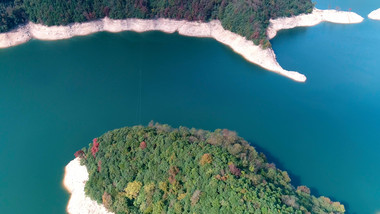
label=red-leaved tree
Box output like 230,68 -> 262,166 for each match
91,138 -> 99,157
228,163 -> 241,177
74,150 -> 85,158
140,141 -> 147,150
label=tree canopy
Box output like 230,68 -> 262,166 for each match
78,123 -> 345,213
0,0 -> 314,46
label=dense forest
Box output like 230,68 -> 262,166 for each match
0,0 -> 314,46
76,123 -> 345,213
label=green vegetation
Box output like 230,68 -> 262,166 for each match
77,123 -> 345,213
0,0 -> 27,32
0,0 -> 314,46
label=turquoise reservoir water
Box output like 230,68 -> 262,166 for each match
0,1 -> 379,213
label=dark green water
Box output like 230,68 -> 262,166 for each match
0,1 -> 379,214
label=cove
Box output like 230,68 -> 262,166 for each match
1,5 -> 380,214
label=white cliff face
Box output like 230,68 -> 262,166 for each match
368,8 -> 380,20
63,158 -> 114,214
267,8 -> 364,40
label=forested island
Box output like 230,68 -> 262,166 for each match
66,123 -> 345,213
0,0 -> 314,46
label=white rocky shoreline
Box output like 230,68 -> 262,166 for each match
368,8 -> 380,20
267,8 -> 364,40
63,158 -> 113,214
0,8 -> 363,82
0,17 -> 306,82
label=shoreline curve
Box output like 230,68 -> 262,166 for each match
368,8 -> 380,20
63,158 -> 113,214
0,17 -> 306,82
0,8 -> 363,82
267,8 -> 364,40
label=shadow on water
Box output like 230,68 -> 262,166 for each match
270,27 -> 309,42
248,140 -> 354,214
171,31 -> 281,80
247,139 -> 302,187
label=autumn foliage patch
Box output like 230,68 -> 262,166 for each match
74,150 -> 84,158
91,138 -> 99,157
140,141 -> 147,150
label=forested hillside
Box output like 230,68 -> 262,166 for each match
76,123 -> 345,213
0,0 -> 314,46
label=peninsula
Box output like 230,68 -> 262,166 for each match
64,123 -> 346,214
267,8 -> 364,40
368,8 -> 380,20
0,0 -> 363,82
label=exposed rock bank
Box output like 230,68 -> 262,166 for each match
0,18 -> 306,82
267,8 -> 364,40
0,8 -> 363,82
63,158 -> 113,214
368,8 -> 380,20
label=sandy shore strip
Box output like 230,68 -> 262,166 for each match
267,8 -> 364,40
368,8 -> 380,20
63,158 -> 113,214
